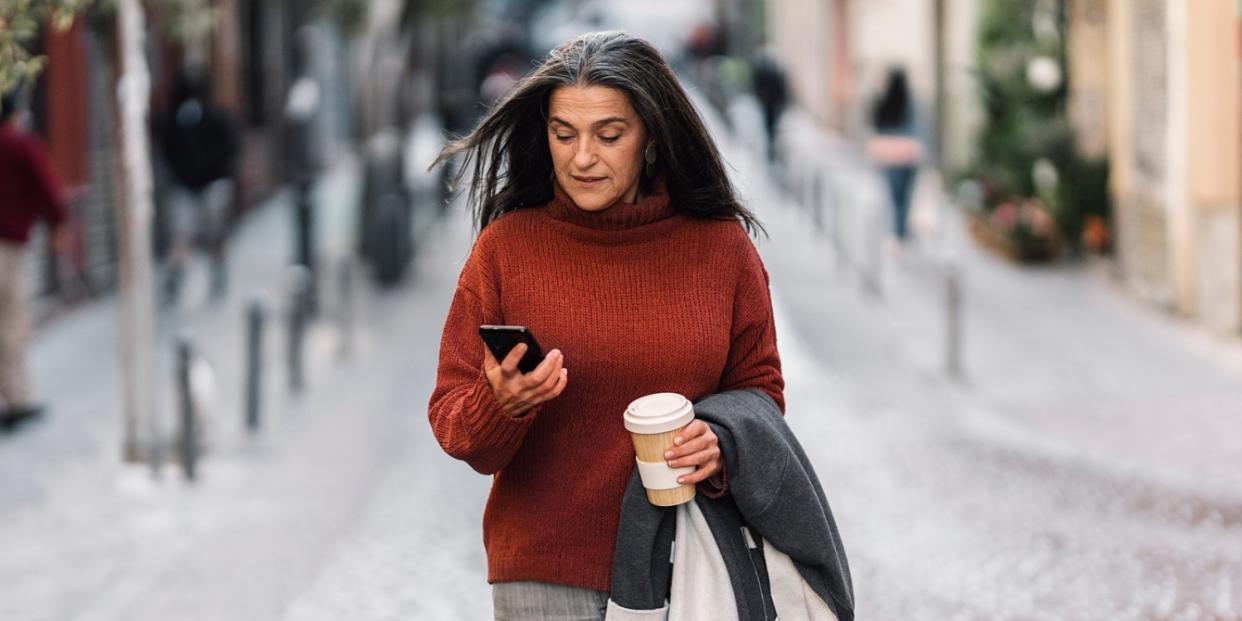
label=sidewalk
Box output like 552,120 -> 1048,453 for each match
1,153 -> 362,503
729,96 -> 1242,500
0,154 -> 373,618
0,110 -> 502,620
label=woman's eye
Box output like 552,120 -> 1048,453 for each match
599,135 -> 620,143
554,134 -> 574,143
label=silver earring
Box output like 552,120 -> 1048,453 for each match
644,143 -> 656,176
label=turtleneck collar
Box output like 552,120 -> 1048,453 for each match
545,180 -> 674,231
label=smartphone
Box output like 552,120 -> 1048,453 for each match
478,325 -> 546,374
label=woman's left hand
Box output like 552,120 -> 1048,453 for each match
664,420 -> 721,485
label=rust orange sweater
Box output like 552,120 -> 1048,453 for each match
428,185 -> 784,592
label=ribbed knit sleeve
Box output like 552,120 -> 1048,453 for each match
719,240 -> 785,414
427,245 -> 537,475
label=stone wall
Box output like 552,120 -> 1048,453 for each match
1116,0 -> 1173,307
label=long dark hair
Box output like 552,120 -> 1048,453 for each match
437,31 -> 764,236
872,68 -> 911,130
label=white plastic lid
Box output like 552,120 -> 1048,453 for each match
624,392 -> 694,435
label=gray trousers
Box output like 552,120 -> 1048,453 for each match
0,241 -> 31,407
493,581 -> 609,621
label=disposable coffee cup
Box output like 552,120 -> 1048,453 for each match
624,392 -> 696,506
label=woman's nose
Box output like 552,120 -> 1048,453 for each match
573,141 -> 597,168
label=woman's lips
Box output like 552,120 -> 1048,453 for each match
571,174 -> 606,187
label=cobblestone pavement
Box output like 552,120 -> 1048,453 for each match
763,212 -> 1242,620
781,331 -> 1242,620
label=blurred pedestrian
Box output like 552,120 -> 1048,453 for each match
475,32 -> 531,108
0,87 -> 71,430
751,53 -> 789,162
428,32 -> 784,620
159,65 -> 239,303
866,68 -> 925,243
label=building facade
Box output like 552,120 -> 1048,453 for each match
764,0 -> 851,130
1069,0 -> 1242,334
765,0 -> 983,171
770,0 -> 1242,335
22,2 -> 333,314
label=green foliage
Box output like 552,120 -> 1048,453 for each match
157,0 -> 217,44
0,0 -> 93,96
0,0 -> 219,107
1055,154 -> 1110,254
971,0 -> 1114,257
974,0 -> 1068,197
1,0 -> 379,100
315,0 -> 368,37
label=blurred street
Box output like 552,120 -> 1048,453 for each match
1,1 -> 1241,620
0,88 -> 1239,619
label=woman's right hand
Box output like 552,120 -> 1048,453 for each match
483,343 -> 568,417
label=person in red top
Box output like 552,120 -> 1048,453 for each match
0,88 -> 71,430
428,32 -> 784,619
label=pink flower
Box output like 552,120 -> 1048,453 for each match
1020,200 -> 1055,237
990,202 -> 1017,232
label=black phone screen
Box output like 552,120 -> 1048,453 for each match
478,325 -> 546,374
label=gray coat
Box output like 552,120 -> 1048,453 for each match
609,389 -> 854,620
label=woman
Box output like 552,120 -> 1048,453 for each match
867,67 -> 925,242
428,31 -> 784,620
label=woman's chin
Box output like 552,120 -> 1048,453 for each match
566,191 -> 615,213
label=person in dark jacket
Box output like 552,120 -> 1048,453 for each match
751,54 -> 789,164
160,65 -> 239,303
0,87 -> 71,430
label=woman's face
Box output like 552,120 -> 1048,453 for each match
547,85 -> 649,212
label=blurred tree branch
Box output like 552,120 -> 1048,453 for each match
0,0 -> 219,99
0,0 -> 92,94
1,0 -> 384,102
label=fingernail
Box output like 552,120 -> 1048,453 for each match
674,437 -> 684,446
664,451 -> 674,460
677,477 -> 685,484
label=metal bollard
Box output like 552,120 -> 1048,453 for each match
945,263 -> 964,379
337,255 -> 355,359
830,175 -> 847,273
176,337 -> 198,482
244,298 -> 265,432
812,167 -> 825,232
294,180 -> 318,317
287,266 -> 310,393
862,202 -> 884,297
802,161 -> 815,213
